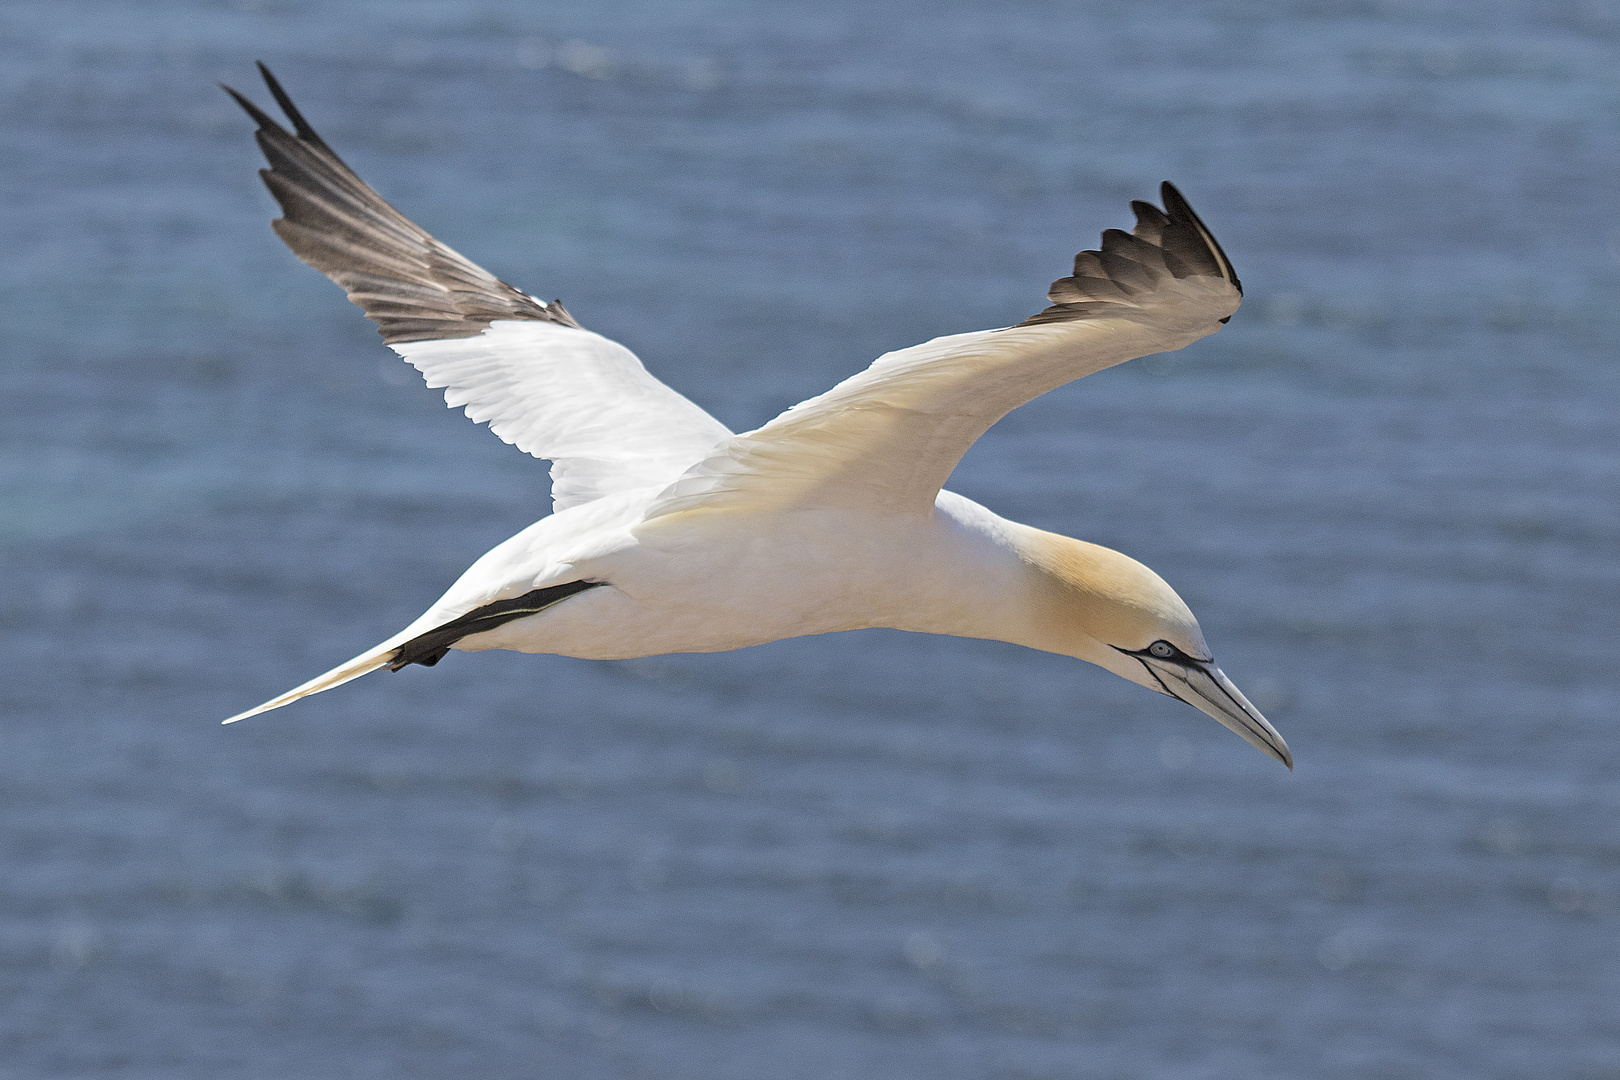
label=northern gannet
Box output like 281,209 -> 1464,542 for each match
220,65 -> 1291,768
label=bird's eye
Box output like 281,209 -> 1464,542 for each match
1148,641 -> 1176,659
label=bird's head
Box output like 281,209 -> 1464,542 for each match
1017,529 -> 1292,768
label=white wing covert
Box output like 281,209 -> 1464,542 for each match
392,324 -> 731,511
649,183 -> 1241,518
227,64 -> 730,512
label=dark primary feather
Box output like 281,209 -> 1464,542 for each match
223,63 -> 580,344
1018,181 -> 1241,328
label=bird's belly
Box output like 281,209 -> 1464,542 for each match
458,510 -> 962,660
470,586 -> 831,659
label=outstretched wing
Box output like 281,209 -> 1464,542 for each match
648,183 -> 1240,518
225,64 -> 731,511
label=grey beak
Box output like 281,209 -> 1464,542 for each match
1141,657 -> 1293,769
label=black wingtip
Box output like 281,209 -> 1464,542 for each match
255,61 -> 345,159
1159,181 -> 1203,224
1129,199 -> 1170,229
1159,181 -> 1242,295
256,62 -> 316,139
220,81 -> 285,133
229,62 -> 348,165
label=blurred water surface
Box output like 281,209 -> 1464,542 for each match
2,1 -> 1619,1077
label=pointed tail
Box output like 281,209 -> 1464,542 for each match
222,579 -> 604,723
223,640 -> 402,724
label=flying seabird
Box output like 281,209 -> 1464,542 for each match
220,64 -> 1291,768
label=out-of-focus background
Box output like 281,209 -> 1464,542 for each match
3,1 -> 1618,1077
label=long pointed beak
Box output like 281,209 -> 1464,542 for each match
1143,658 -> 1293,769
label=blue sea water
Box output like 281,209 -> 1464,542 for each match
2,1 -> 1618,1076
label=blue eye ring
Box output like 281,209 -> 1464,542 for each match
1148,641 -> 1176,659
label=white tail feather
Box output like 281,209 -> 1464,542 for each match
224,595 -> 482,724
223,641 -> 401,723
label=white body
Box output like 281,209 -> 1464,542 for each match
219,74 -> 1290,766
451,490 -> 1040,660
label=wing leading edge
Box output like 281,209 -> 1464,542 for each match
647,183 -> 1242,519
